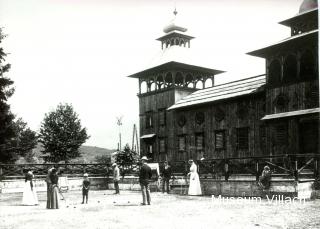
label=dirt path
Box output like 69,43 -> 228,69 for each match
1,190 -> 319,229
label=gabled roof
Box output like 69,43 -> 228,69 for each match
247,29 -> 318,58
127,45 -> 224,78
168,75 -> 266,110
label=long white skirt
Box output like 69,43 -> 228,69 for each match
22,181 -> 38,205
188,172 -> 202,195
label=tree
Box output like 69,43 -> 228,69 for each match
39,103 -> 89,163
0,28 -> 16,163
115,144 -> 138,176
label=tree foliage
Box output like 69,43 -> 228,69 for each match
39,103 -> 89,163
0,28 -> 16,163
115,144 -> 138,176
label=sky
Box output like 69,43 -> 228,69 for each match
0,0 -> 303,149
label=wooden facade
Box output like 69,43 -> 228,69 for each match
128,2 -> 319,163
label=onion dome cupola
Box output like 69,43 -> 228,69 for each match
299,0 -> 318,13
156,8 -> 195,50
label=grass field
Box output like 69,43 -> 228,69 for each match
0,190 -> 319,229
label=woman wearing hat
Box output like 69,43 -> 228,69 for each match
187,160 -> 202,195
22,169 -> 39,205
48,168 -> 59,209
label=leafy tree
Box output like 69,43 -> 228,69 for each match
115,144 -> 138,176
0,28 -> 16,163
94,154 -> 111,164
39,103 -> 89,163
12,118 -> 38,158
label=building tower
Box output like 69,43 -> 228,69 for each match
127,9 -> 224,162
248,0 -> 319,158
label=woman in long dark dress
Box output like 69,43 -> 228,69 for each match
48,168 -> 59,209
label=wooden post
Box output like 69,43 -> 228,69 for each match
294,159 -> 298,181
255,161 -> 259,181
224,160 -> 229,181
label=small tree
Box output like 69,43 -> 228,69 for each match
115,144 -> 138,177
39,103 -> 89,163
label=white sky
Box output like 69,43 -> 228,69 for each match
0,0 -> 302,149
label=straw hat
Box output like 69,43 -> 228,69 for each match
141,156 -> 148,161
83,173 -> 89,177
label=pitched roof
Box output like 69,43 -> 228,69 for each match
168,75 -> 266,110
126,45 -> 224,78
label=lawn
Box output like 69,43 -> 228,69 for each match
0,190 -> 319,229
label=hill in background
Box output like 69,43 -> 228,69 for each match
16,144 -> 116,164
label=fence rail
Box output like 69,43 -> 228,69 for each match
1,154 -> 319,181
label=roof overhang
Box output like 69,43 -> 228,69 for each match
261,108 -> 320,120
279,8 -> 318,27
126,61 -> 225,78
247,29 -> 318,58
156,32 -> 195,41
140,134 -> 156,139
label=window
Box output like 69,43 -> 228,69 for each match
158,109 -> 166,126
215,130 -> 225,150
147,144 -> 153,154
236,127 -> 249,150
145,112 -> 153,128
159,138 -> 166,153
283,55 -> 297,83
178,135 -> 186,151
268,60 -> 281,86
259,125 -> 266,153
273,123 -> 288,146
195,133 -> 204,151
300,50 -> 315,79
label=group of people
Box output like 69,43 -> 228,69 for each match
21,158 -> 271,208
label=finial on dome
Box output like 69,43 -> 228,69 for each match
173,7 -> 178,16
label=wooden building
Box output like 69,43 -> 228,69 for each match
127,1 -> 319,163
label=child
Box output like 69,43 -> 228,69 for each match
82,173 -> 90,204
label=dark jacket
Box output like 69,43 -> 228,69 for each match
162,166 -> 172,179
139,163 -> 152,185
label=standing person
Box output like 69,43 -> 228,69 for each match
22,170 -> 39,205
139,156 -> 152,205
112,163 -> 120,194
82,173 -> 90,204
161,161 -> 172,194
48,168 -> 59,209
187,159 -> 202,196
46,167 -> 54,209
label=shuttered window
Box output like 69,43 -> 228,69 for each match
178,136 -> 186,151
300,121 -> 319,153
236,127 -> 249,150
159,138 -> 166,153
215,130 -> 225,150
196,133 -> 204,150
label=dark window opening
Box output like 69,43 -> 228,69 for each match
158,109 -> 166,126
178,135 -> 186,151
236,127 -> 249,150
283,55 -> 297,83
269,60 -> 281,86
300,50 -> 315,80
273,123 -> 288,146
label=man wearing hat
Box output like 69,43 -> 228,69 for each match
82,173 -> 90,204
139,156 -> 152,205
112,163 -> 120,194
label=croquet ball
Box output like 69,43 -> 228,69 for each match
67,206 -> 69,208
113,201 -> 116,203
128,201 -> 130,203
98,201 -> 100,203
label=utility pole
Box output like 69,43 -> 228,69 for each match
116,116 -> 123,151
132,124 -> 140,155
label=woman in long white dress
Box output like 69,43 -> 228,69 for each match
187,160 -> 202,195
22,170 -> 39,205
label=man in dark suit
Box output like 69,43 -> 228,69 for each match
161,161 -> 172,194
139,156 -> 152,205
